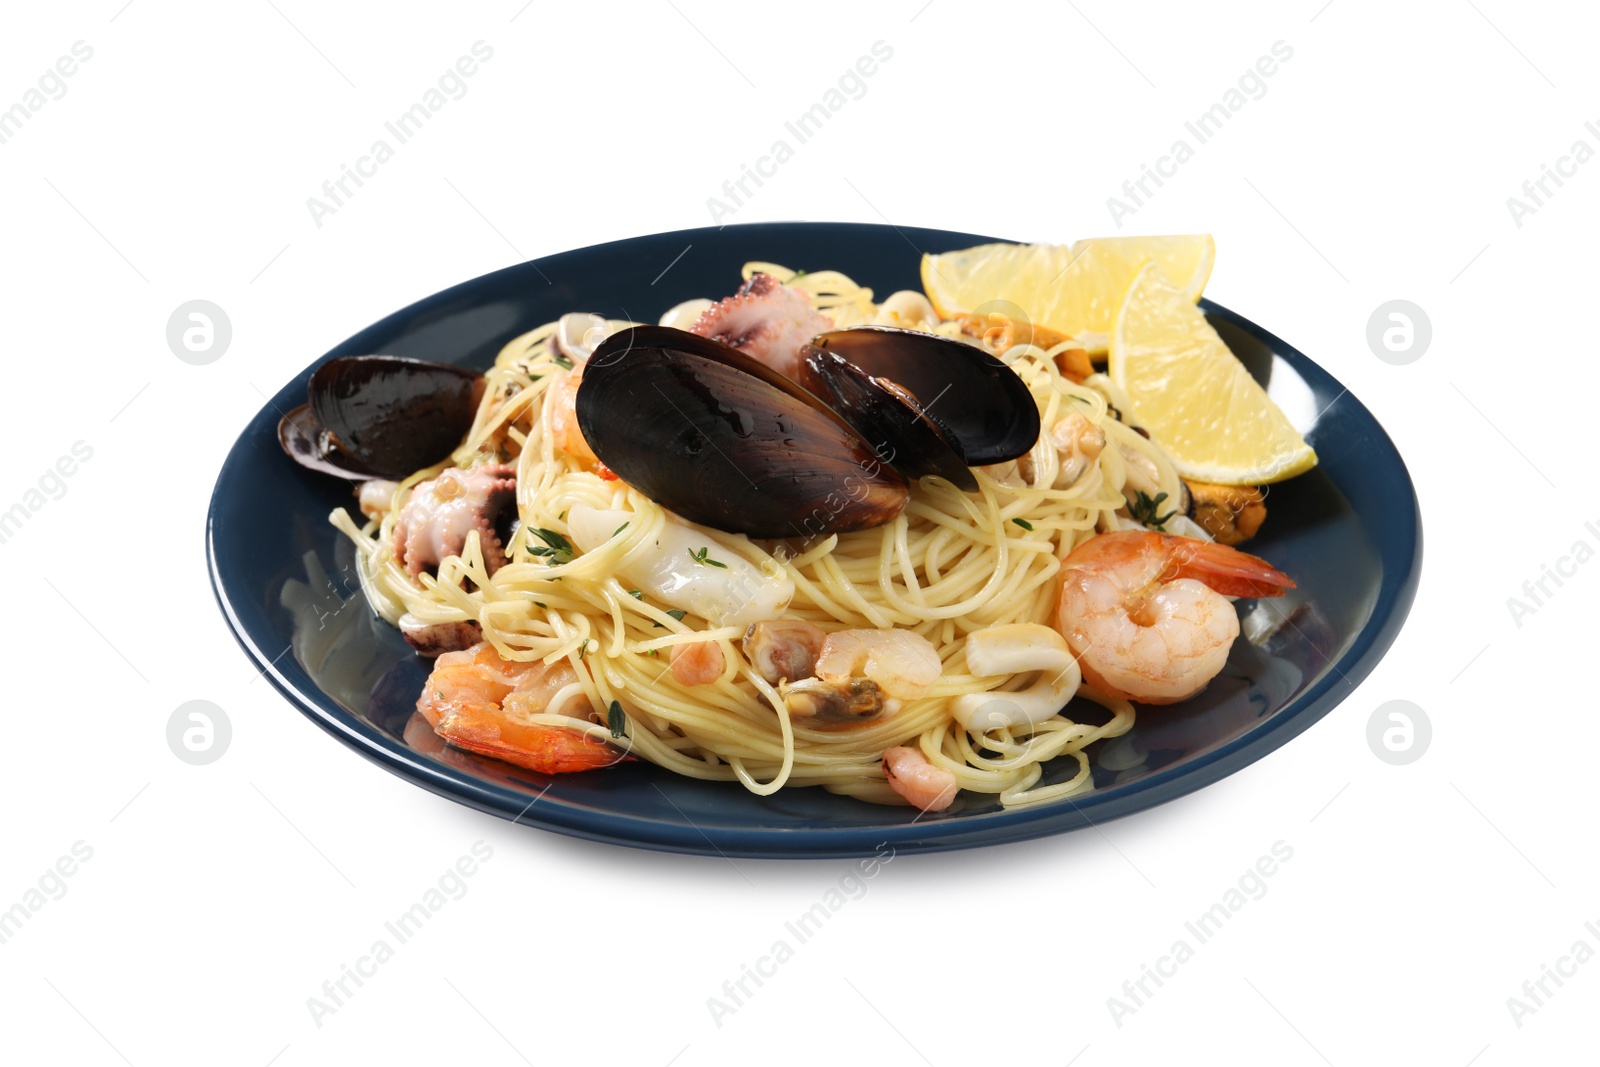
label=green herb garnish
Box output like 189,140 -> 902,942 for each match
1011,517 -> 1034,531
526,527 -> 575,565
628,589 -> 644,599
1129,490 -> 1177,531
608,700 -> 627,738
687,546 -> 727,569
553,354 -> 574,370
613,522 -> 629,538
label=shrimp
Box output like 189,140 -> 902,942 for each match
983,410 -> 1105,489
357,479 -> 400,520
882,747 -> 958,812
416,642 -> 626,773
549,368 -> 598,466
873,290 -> 939,329
1054,530 -> 1294,705
783,628 -> 943,727
1050,410 -> 1107,488
813,628 -> 942,699
669,639 -> 725,686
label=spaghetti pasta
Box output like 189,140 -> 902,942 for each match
331,265 -> 1201,809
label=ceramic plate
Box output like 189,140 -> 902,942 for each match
207,222 -> 1421,858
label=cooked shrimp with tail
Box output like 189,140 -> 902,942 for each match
1054,530 -> 1294,705
416,642 -> 629,773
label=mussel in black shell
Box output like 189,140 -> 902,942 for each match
796,346 -> 978,492
278,355 -> 484,480
807,326 -> 1040,465
577,326 -> 909,539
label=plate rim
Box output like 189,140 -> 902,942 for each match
206,220 -> 1423,859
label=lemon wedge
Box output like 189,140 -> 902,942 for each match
921,235 -> 1214,351
1072,234 -> 1213,304
1109,261 -> 1316,485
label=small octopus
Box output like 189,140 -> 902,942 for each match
689,272 -> 833,381
393,463 -> 516,577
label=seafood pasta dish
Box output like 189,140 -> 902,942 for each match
283,235 -> 1313,812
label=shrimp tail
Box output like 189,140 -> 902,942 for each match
431,705 -> 629,774
1166,537 -> 1295,598
417,642 -> 629,773
1056,530 -> 1292,705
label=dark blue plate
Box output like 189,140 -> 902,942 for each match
207,222 -> 1421,858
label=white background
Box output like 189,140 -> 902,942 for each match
1,1 -> 1594,1063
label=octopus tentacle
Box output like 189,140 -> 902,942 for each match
688,272 -> 833,381
393,463 -> 517,578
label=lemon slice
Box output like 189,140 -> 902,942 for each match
1072,234 -> 1214,303
1110,261 -> 1316,485
920,235 -> 1214,350
921,242 -> 1070,320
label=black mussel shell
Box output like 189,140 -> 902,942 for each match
280,355 -> 484,480
796,346 -> 978,492
808,326 -> 1040,464
278,402 -> 354,478
577,326 -> 909,539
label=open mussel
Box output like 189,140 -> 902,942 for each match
796,346 -> 977,492
278,355 -> 484,480
576,326 -> 909,539
807,326 -> 1040,465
